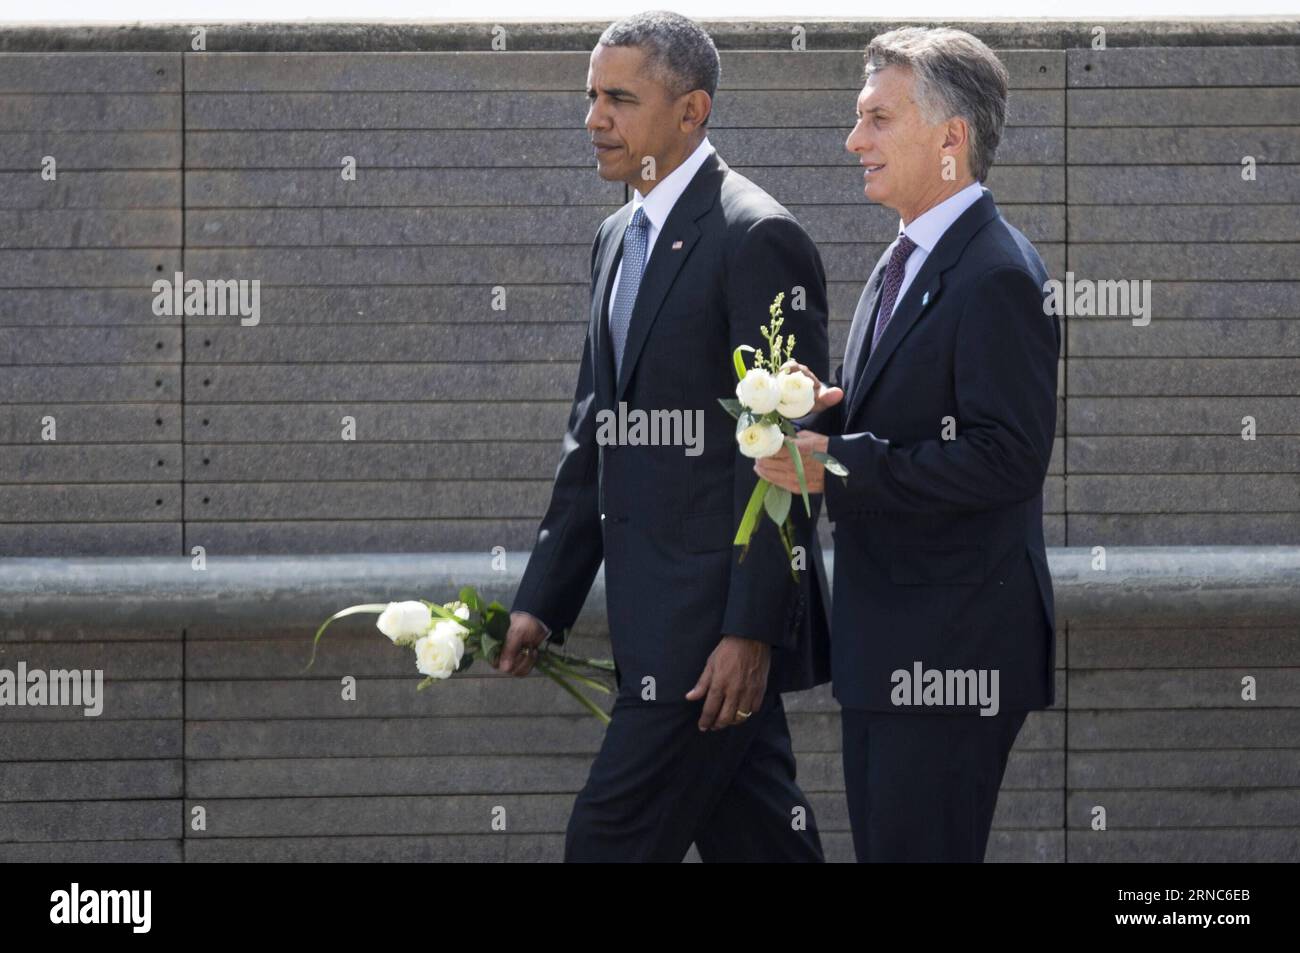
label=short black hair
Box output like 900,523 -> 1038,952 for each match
598,10 -> 721,124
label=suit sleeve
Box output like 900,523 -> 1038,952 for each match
719,215 -> 830,648
510,230 -> 607,642
823,265 -> 1058,517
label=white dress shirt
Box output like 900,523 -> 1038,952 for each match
608,135 -> 716,319
817,181 -> 988,450
525,137 -> 716,643
883,179 -> 985,323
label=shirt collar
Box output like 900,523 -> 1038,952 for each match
897,180 -> 986,254
631,136 -> 715,233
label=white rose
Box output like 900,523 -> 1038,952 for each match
737,421 -> 786,459
775,371 -> 816,418
376,601 -> 433,646
735,368 -> 780,415
414,626 -> 466,680
431,617 -> 470,641
444,600 -> 472,622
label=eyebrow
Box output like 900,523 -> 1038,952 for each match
588,85 -> 639,99
857,104 -> 889,115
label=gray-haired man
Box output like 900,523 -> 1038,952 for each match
759,27 -> 1060,862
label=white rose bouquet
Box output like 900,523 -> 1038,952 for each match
307,586 -> 616,723
718,292 -> 848,579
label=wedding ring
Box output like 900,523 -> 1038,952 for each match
736,710 -> 752,720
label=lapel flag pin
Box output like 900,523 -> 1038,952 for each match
671,240 -> 683,250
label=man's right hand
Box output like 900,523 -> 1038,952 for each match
780,360 -> 844,414
497,611 -> 548,677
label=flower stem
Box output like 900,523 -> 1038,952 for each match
778,518 -> 799,584
535,656 -> 611,725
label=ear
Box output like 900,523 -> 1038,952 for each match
941,115 -> 969,155
679,89 -> 713,132
940,115 -> 971,177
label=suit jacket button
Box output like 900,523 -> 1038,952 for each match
600,513 -> 606,520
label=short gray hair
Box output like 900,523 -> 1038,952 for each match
598,10 -> 721,125
864,27 -> 1009,182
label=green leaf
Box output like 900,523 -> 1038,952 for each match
734,477 -> 768,547
813,451 -> 850,478
716,397 -> 744,419
480,631 -> 502,665
785,439 -> 812,518
732,344 -> 755,382
763,483 -> 791,525
458,586 -> 480,611
483,607 -> 508,641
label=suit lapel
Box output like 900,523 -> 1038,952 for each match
840,252 -> 889,403
591,205 -> 631,409
843,260 -> 945,426
614,151 -> 725,402
843,190 -> 1001,427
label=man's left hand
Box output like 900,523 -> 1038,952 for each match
685,635 -> 770,731
755,430 -> 829,494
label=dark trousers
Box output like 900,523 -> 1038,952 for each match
840,707 -> 1028,862
564,689 -> 824,862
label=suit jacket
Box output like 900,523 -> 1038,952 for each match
802,187 -> 1060,712
513,150 -> 832,701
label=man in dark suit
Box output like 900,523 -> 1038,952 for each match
498,11 -> 830,862
757,27 -> 1060,862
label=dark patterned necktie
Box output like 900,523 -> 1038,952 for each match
609,207 -> 649,380
869,232 -> 919,357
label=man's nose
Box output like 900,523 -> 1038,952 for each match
846,126 -> 863,155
